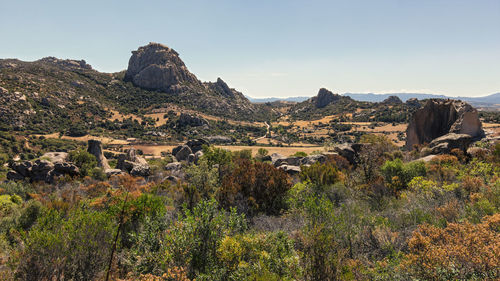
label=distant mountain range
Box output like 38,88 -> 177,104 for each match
247,92 -> 500,108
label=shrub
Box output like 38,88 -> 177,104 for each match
219,159 -> 291,216
69,148 -> 97,177
300,162 -> 344,187
404,214 -> 500,280
292,151 -> 308,157
164,199 -> 246,279
16,207 -> 116,281
381,159 -> 426,193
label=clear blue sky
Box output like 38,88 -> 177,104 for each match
1,0 -> 499,98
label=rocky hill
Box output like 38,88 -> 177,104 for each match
0,43 -> 273,135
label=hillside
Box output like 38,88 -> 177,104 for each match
0,43 -> 274,137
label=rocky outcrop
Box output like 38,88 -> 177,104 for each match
116,148 -> 150,177
174,145 -> 192,162
87,140 -> 110,170
7,153 -> 79,183
332,143 -> 365,165
176,113 -> 209,128
315,88 -> 340,108
428,133 -> 472,154
406,99 -> 484,150
172,139 -> 209,162
185,139 -> 209,153
406,98 -> 421,108
124,43 -> 199,91
382,96 -> 403,104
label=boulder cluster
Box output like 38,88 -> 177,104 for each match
7,152 -> 79,183
7,140 -> 151,183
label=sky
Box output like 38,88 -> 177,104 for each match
1,0 -> 499,98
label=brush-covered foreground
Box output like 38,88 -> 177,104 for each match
0,136 -> 499,280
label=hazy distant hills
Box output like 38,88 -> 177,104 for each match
247,92 -> 500,109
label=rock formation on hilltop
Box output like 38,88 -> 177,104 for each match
406,99 -> 484,149
382,96 -> 403,104
121,43 -> 270,120
315,88 -> 341,108
124,43 -> 199,91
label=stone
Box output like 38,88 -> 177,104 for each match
186,139 -> 209,153
41,152 -> 68,163
406,98 -> 421,108
10,161 -> 32,177
429,133 -> 472,154
124,43 -> 200,91
187,153 -> 195,164
165,162 -> 182,171
87,140 -> 110,169
194,150 -> 204,164
413,155 -> 439,162
176,113 -> 209,128
382,96 -> 402,104
130,164 -> 151,177
7,170 -> 24,181
315,88 -> 340,108
175,145 -> 192,162
278,165 -> 301,175
105,169 -> 124,177
31,160 -> 55,182
270,153 -> 286,166
302,154 -> 327,165
406,99 -> 484,150
116,148 -> 151,177
53,162 -> 79,176
274,157 -> 303,167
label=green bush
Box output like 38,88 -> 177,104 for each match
165,199 -> 246,279
381,159 -> 426,193
16,207 -> 116,281
68,148 -> 97,177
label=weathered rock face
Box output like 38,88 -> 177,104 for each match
87,140 -> 110,170
382,96 -> 403,104
176,113 -> 209,128
124,43 -> 199,91
406,99 -> 484,150
315,88 -> 340,108
116,148 -> 150,177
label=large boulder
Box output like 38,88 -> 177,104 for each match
42,152 -> 68,163
174,145 -> 193,162
30,160 -> 55,182
332,143 -> 365,165
429,133 -> 472,154
124,43 -> 200,92
315,88 -> 340,108
185,139 -> 209,153
406,99 -> 484,150
87,140 -> 110,169
274,157 -> 303,167
116,148 -> 150,177
278,165 -> 301,175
